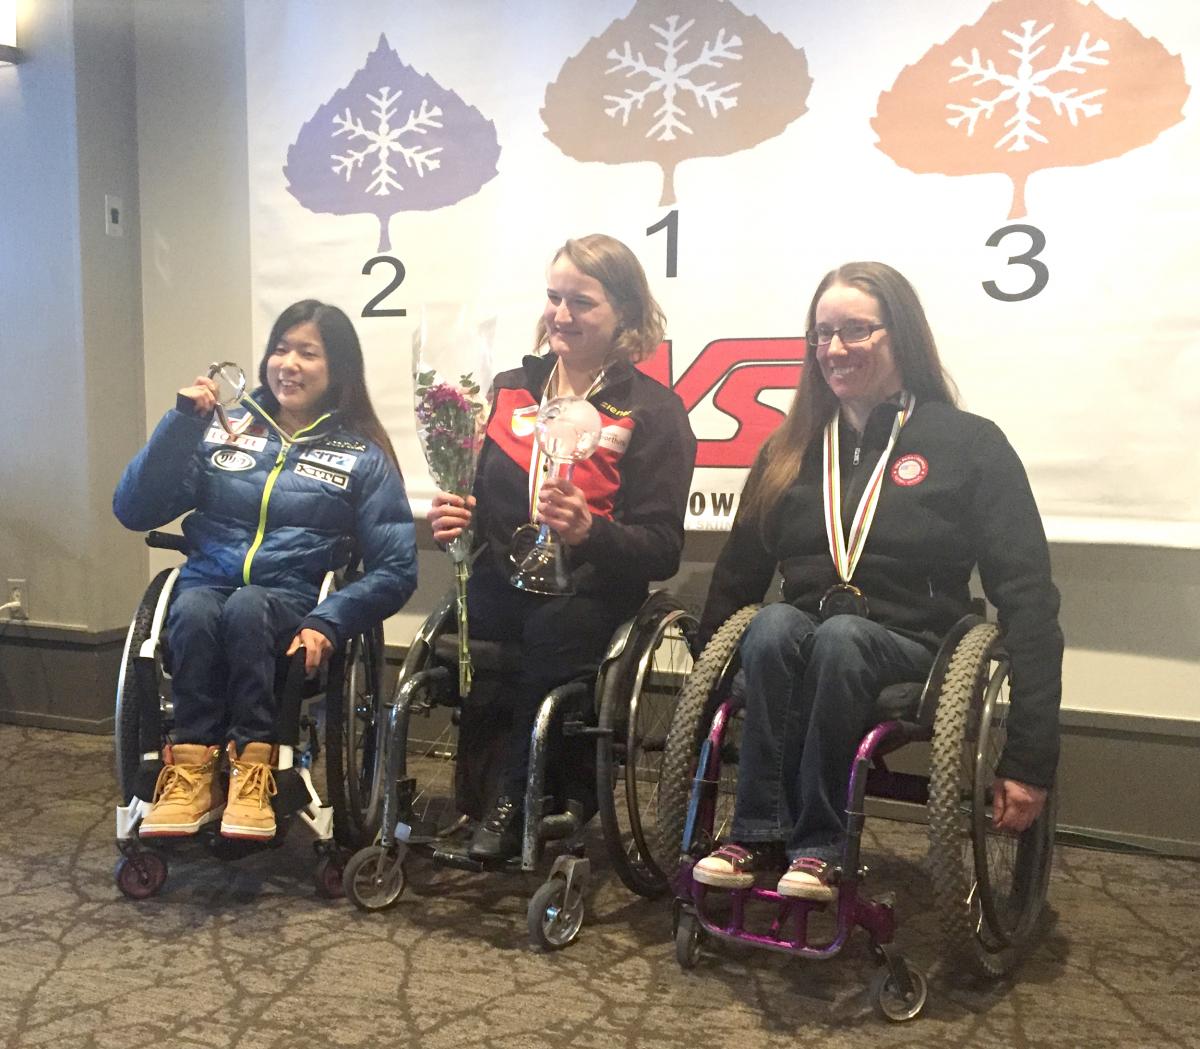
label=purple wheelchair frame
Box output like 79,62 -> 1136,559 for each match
668,614 -> 990,1018
675,701 -> 925,958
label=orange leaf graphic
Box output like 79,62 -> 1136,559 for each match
873,0 -> 1189,218
542,0 -> 811,205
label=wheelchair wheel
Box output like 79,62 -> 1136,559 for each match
674,910 -> 703,969
928,622 -> 1055,978
656,605 -> 760,880
115,568 -> 174,804
393,600 -> 465,840
325,625 -> 387,848
114,851 -> 168,900
869,961 -> 928,1022
596,598 -> 698,898
343,844 -> 407,912
527,875 -> 585,951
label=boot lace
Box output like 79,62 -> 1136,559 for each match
152,760 -> 207,803
229,758 -> 277,811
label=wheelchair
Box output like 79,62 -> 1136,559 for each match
657,605 -> 1056,1021
113,531 -> 388,899
341,586 -> 698,950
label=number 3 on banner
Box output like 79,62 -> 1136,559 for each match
983,224 -> 1049,302
646,210 -> 678,278
361,255 -> 407,317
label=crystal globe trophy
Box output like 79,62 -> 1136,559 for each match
509,395 -> 603,596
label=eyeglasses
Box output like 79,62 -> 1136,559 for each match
805,321 -> 886,348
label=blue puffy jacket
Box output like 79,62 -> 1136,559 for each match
113,392 -> 417,646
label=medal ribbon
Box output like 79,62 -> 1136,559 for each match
526,360 -> 605,523
822,392 -> 915,584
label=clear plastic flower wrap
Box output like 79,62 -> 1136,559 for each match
413,304 -> 495,695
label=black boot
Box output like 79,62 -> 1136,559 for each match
468,795 -> 523,861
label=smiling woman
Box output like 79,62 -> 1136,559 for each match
428,233 -> 696,861
693,261 -> 1063,899
112,299 -> 418,845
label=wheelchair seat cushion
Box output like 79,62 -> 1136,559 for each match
432,634 -> 524,675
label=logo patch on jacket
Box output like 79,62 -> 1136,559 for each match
295,461 -> 350,489
323,436 -> 368,452
890,454 -> 929,487
204,424 -> 267,452
510,404 -> 539,438
211,449 -> 256,472
301,448 -> 359,473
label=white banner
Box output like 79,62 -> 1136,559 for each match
245,0 -> 1200,546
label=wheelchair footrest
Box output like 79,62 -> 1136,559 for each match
272,768 -> 313,817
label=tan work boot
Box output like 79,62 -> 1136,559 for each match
140,744 -> 224,837
220,741 -> 278,841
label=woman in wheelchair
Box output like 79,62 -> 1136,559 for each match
113,299 -> 417,843
430,234 -> 696,862
691,261 -> 1063,901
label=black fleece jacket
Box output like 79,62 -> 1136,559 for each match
700,399 -> 1064,788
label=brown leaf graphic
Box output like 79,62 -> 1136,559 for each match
873,0 -> 1190,218
542,0 -> 811,205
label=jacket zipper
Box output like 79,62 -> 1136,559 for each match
241,414 -> 330,585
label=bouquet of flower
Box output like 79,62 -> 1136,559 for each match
413,304 -> 494,696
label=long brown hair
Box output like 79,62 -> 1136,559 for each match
257,300 -> 400,469
742,262 -> 958,528
532,234 -> 666,365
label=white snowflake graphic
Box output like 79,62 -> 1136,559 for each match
946,20 -> 1109,152
603,15 -> 743,142
331,87 -> 443,195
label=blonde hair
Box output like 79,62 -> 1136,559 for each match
533,234 -> 666,365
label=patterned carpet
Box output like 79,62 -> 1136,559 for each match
0,722 -> 1196,1049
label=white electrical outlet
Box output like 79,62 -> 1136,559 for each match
6,579 -> 28,619
104,195 -> 124,238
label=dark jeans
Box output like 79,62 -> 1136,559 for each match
166,584 -> 311,749
467,562 -> 637,812
733,603 -> 933,862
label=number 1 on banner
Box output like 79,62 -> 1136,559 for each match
646,210 -> 678,278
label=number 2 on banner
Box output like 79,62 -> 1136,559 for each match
361,255 -> 407,317
983,224 -> 1049,302
646,210 -> 678,278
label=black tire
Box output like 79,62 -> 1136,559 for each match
527,876 -> 585,951
869,962 -> 928,1022
313,854 -> 346,899
596,602 -> 698,899
114,851 -> 168,900
343,844 -> 407,912
115,568 -> 175,803
325,625 -> 386,848
674,910 -> 703,969
655,605 -> 760,882
928,622 -> 1054,978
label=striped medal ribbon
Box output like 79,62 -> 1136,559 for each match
820,392 -> 915,619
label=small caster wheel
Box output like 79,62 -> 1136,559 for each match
342,845 -> 406,912
870,961 -> 928,1022
527,876 -> 584,951
115,852 -> 168,900
675,910 -> 702,969
314,854 -> 346,899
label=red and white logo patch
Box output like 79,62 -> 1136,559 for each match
890,453 -> 928,487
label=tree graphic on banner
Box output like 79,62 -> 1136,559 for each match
285,35 -> 501,252
873,0 -> 1189,220
542,0 -> 811,206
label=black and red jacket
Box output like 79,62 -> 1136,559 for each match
473,354 -> 696,603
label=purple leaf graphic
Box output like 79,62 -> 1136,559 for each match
284,35 -> 501,251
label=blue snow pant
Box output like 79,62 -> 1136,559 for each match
166,584 -> 312,749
